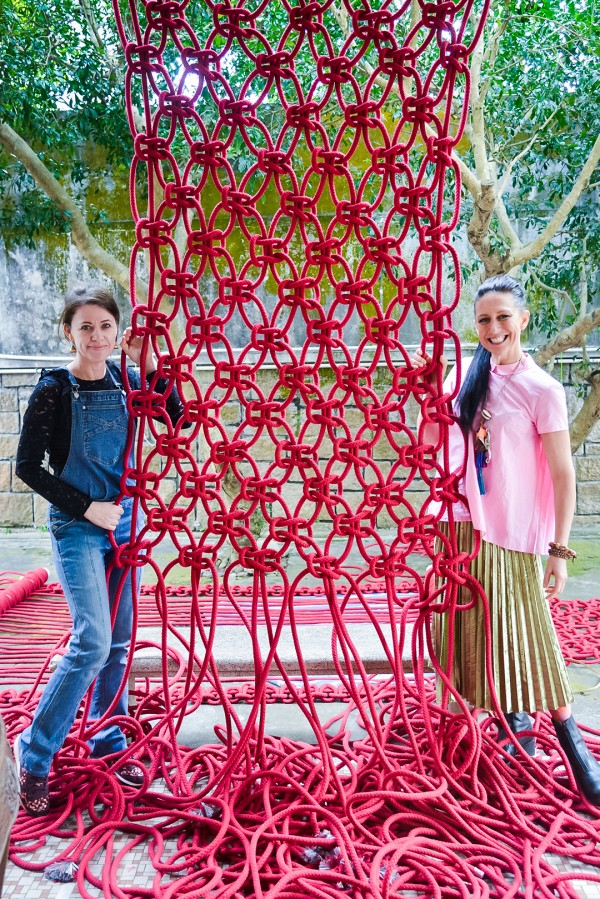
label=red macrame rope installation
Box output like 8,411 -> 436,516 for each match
7,0 -> 600,895
4,576 -> 600,894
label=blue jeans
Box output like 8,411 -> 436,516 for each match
20,499 -> 140,777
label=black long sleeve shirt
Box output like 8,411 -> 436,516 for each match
16,363 -> 187,519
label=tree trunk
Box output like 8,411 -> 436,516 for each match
570,372 -> 600,455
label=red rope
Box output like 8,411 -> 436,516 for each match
8,0 -> 600,895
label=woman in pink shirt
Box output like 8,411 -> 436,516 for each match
414,274 -> 600,805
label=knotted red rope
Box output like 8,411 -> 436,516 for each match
8,1 -> 600,896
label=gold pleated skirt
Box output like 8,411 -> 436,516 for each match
434,521 -> 573,713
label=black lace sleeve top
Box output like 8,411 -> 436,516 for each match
16,363 -> 188,519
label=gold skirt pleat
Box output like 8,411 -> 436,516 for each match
434,521 -> 573,713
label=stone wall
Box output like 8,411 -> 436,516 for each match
1,361 -> 599,529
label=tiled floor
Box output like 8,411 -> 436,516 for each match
4,847 -> 600,897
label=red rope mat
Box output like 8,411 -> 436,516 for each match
3,573 -> 600,895
7,0 -> 600,895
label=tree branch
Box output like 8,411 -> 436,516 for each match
507,132 -> 600,270
468,35 -> 490,181
530,270 -> 576,325
497,105 -> 563,197
0,121 -> 145,299
533,307 -> 600,365
569,371 -> 600,455
77,0 -> 105,52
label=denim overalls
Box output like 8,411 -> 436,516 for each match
20,366 -> 142,777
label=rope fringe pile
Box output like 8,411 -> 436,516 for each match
7,0 -> 600,894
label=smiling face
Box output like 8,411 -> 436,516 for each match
474,290 -> 530,365
64,303 -> 118,368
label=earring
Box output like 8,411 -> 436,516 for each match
69,343 -> 76,354
114,342 -> 119,349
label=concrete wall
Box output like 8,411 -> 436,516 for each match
1,360 -> 599,530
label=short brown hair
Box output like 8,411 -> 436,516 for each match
60,286 -> 120,330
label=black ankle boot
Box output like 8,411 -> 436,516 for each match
553,716 -> 600,805
497,712 -> 536,757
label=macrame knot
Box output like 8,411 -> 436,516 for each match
277,277 -> 320,310
332,513 -> 371,539
135,218 -> 172,248
238,477 -> 279,504
425,134 -> 455,167
254,51 -> 294,79
131,308 -> 170,339
221,187 -> 256,217
249,237 -> 287,265
190,140 -> 227,167
378,45 -> 417,78
285,101 -> 320,131
181,399 -> 218,429
155,434 -> 190,460
133,135 -> 171,161
207,509 -> 248,538
288,2 -> 324,34
402,95 -> 436,124
185,314 -> 224,346
274,440 -> 318,471
305,554 -> 342,580
220,99 -> 256,127
351,8 -> 395,41
420,0 -> 458,30
212,2 -> 254,38
125,42 -> 162,74
334,437 -> 371,466
214,362 -> 255,391
364,316 -> 401,348
397,444 -> 436,471
372,145 -> 411,176
238,547 -> 281,572
146,508 -> 188,533
160,270 -> 197,298
311,148 -> 346,176
317,55 -> 354,85
335,201 -> 372,228
344,101 -> 380,129
269,517 -> 313,547
158,91 -> 195,119
244,400 -> 285,429
394,185 -> 432,219
180,47 -> 220,79
303,475 -> 344,506
305,238 -> 344,268
256,149 -> 290,174
363,402 -> 404,432
306,318 -> 344,349
280,191 -> 315,223
127,391 -> 168,420
335,279 -> 374,306
440,41 -> 470,73
363,482 -> 404,511
334,367 -> 371,398
187,228 -> 225,257
397,514 -> 438,544
249,325 -> 289,353
363,235 -> 402,265
163,183 -> 197,209
146,0 -> 187,28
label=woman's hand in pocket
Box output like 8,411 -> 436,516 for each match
84,502 -> 124,531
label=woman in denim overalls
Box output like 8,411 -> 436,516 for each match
14,286 -> 182,816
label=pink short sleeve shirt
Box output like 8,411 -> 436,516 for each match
439,353 -> 569,555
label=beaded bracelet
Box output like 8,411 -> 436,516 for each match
548,542 -> 577,561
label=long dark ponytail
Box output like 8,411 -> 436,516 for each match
456,275 -> 527,431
